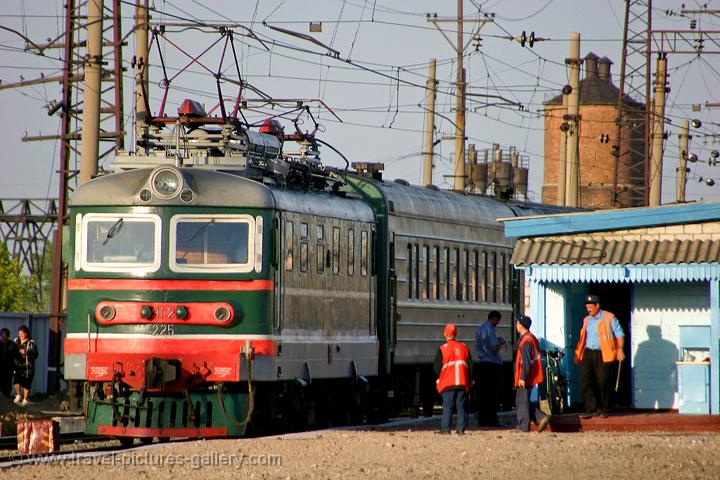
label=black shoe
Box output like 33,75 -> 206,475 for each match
600,411 -> 609,418
456,430 -> 465,435
579,412 -> 595,419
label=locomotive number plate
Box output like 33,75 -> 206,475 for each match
149,324 -> 175,336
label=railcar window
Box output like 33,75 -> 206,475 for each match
491,251 -> 498,303
423,245 -> 430,300
414,244 -> 420,300
317,224 -> 324,241
444,247 -> 450,301
360,230 -> 368,277
172,216 -> 252,270
285,220 -> 294,271
301,222 -> 309,239
347,229 -> 355,276
300,241 -> 308,272
483,251 -> 489,302
82,214 -> 160,271
464,249 -> 471,302
407,243 -> 413,299
332,226 -> 340,275
433,246 -> 440,300
472,250 -> 479,302
453,248 -> 460,301
501,253 -> 507,303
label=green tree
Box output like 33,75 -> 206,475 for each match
0,243 -> 40,312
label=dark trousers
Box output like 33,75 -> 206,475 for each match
441,388 -> 467,433
580,349 -> 612,413
0,372 -> 12,397
476,362 -> 501,426
515,387 -> 545,432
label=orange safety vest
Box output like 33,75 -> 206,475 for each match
574,310 -> 619,364
436,340 -> 471,393
514,332 -> 544,388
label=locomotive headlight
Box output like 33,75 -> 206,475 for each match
214,306 -> 231,322
176,305 -> 188,320
151,168 -> 182,199
99,305 -> 116,321
140,305 -> 154,319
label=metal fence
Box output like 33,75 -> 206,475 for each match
0,313 -> 50,394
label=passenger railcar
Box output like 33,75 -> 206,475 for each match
62,103 -> 561,443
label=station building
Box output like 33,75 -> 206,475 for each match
501,202 -> 720,414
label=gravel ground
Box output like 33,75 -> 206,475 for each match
2,418 -> 720,479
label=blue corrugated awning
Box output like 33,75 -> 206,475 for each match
519,263 -> 720,283
500,202 -> 720,238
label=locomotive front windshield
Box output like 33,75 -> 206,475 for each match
79,213 -> 161,272
170,214 -> 257,272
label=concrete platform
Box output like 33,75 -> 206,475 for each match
541,410 -> 720,433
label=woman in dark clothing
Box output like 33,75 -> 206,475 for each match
13,325 -> 38,406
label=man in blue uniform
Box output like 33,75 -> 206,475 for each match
475,310 -> 505,426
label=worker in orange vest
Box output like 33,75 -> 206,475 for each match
574,294 -> 625,418
434,323 -> 473,434
514,315 -> 551,432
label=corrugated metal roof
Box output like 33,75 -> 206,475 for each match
520,264 -> 720,283
512,238 -> 720,266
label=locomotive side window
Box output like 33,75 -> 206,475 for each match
80,213 -> 161,272
317,224 -> 325,273
332,226 -> 340,275
170,215 -> 254,272
285,220 -> 294,271
300,242 -> 308,273
360,230 -> 368,277
414,244 -> 420,300
347,229 -> 355,276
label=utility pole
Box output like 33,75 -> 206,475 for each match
676,119 -> 690,203
428,4 -> 492,191
454,0 -> 465,192
649,54 -> 667,206
565,32 -> 581,207
135,0 -> 150,144
79,0 -> 103,183
557,93 -> 568,206
422,58 -> 437,186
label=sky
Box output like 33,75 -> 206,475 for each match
1,0 -> 720,204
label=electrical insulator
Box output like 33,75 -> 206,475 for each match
528,32 -> 535,48
706,178 -> 715,187
519,31 -> 527,47
711,150 -> 719,158
562,84 -> 572,95
687,153 -> 699,162
599,134 -> 609,144
690,19 -> 697,29
559,122 -> 570,133
692,119 -> 702,128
